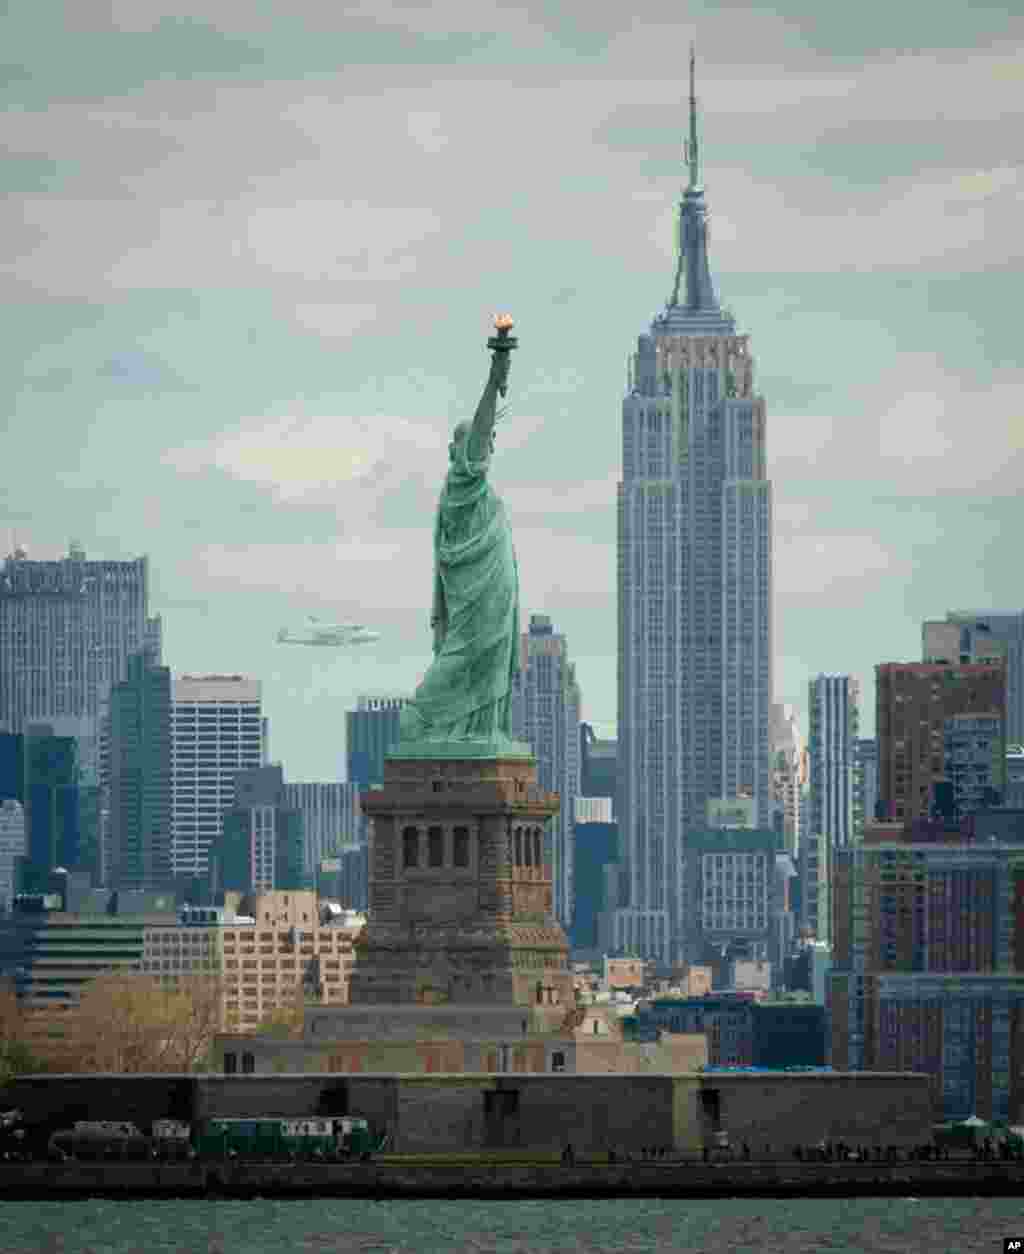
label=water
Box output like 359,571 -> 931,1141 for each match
1,1198 -> 1022,1254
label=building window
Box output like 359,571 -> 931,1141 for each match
403,827 -> 419,869
242,1051 -> 255,1075
224,1052 -> 237,1075
428,826 -> 444,868
551,1051 -> 566,1073
453,827 -> 470,868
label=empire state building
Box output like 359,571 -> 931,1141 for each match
614,51 -> 773,964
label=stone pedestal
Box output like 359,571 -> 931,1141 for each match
349,751 -> 574,1016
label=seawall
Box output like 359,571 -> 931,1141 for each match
1,1160 -> 1022,1200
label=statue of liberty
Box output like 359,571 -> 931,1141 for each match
397,316 -> 528,751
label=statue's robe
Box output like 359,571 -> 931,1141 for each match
399,433 -> 519,742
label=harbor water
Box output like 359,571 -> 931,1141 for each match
2,1196 -> 1023,1254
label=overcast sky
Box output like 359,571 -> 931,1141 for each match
2,1 -> 1022,780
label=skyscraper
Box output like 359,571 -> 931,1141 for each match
144,614 -> 163,667
511,613 -> 582,930
0,727 -> 102,891
853,737 -> 878,835
0,543 -> 157,732
808,675 -> 860,853
216,764 -> 310,895
770,703 -> 804,859
616,51 -> 773,963
936,612 -> 1024,744
681,825 -> 781,965
580,724 -> 617,808
570,796 -> 618,953
0,799 -> 25,914
18,725 -> 82,892
798,829 -> 830,944
876,662 -> 1005,823
171,675 -> 264,879
282,781 -> 362,874
0,543 -> 159,889
345,694 -> 409,789
316,842 -> 370,914
943,713 -> 1005,819
109,652 -> 172,891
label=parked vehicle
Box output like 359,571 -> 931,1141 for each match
49,1122 -> 152,1162
152,1119 -> 194,1160
195,1115 -> 385,1161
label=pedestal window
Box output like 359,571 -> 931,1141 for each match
402,827 -> 419,869
428,826 -> 444,868
453,826 -> 470,868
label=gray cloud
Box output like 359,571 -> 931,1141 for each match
2,2 -> 1022,775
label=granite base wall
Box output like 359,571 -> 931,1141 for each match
708,1073 -> 933,1150
192,1076 -> 352,1121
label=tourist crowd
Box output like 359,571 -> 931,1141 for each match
561,1135 -> 1024,1165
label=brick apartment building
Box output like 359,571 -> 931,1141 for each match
829,833 -> 1024,1119
876,662 -> 1006,823
142,890 -> 361,1032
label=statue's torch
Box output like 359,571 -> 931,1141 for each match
487,313 -> 518,397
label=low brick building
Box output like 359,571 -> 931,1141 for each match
633,995 -> 826,1068
213,1001 -> 709,1077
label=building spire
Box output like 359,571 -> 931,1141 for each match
666,42 -> 721,316
687,42 -> 699,191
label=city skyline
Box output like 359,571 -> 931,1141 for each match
2,4 -> 1022,779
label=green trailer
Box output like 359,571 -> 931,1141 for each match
196,1119 -> 290,1159
194,1116 -> 385,1160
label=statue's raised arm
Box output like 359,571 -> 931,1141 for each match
466,314 -> 516,463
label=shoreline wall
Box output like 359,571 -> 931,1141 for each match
0,1070 -> 934,1156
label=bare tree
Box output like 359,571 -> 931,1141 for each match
170,972 -> 229,1071
0,978 -> 47,1081
57,971 -> 229,1073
